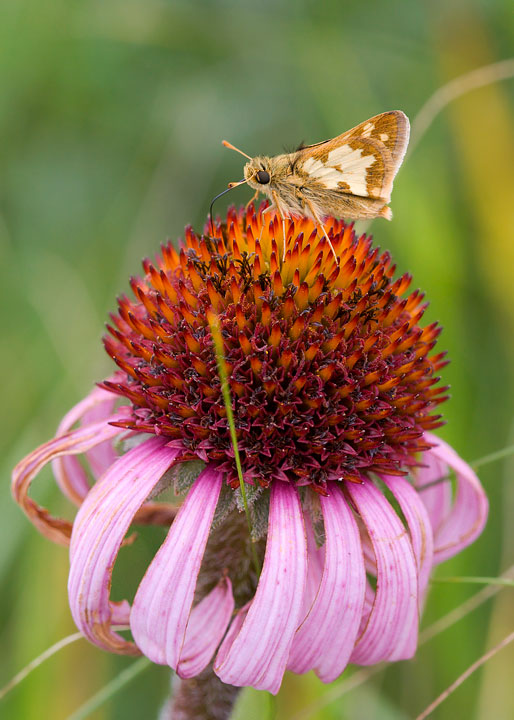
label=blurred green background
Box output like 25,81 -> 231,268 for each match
1,0 -> 513,718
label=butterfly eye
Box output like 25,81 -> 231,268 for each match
256,170 -> 270,184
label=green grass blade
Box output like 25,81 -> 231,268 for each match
207,310 -> 261,576
66,658 -> 151,720
430,576 -> 514,588
0,632 -> 83,702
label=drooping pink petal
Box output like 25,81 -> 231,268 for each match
130,466 -> 223,668
423,433 -> 488,564
111,600 -> 131,626
288,483 -> 366,682
348,480 -> 418,665
12,414 -> 127,545
68,435 -> 181,654
358,580 -> 376,636
52,385 -> 119,504
414,449 -> 452,534
214,483 -> 307,695
50,385 -> 177,528
52,453 -> 91,507
177,576 -> 235,679
297,513 -> 324,620
382,475 -> 434,616
357,518 -> 378,575
56,385 -> 118,435
81,397 -> 118,478
217,602 -> 250,655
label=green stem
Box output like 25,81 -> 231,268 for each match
471,443 -> 514,469
66,658 -> 150,720
0,632 -> 83,701
430,576 -> 514,588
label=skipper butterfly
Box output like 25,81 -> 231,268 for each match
222,111 -> 409,259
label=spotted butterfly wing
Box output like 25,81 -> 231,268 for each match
295,111 -> 410,207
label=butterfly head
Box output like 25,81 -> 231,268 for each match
244,156 -> 273,191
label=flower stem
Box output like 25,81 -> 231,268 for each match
207,310 -> 261,577
165,665 -> 241,720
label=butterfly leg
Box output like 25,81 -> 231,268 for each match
303,197 -> 338,263
258,202 -> 276,242
245,190 -> 260,211
270,190 -> 291,261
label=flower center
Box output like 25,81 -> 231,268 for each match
102,204 -> 448,492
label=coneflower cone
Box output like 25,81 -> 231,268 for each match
103,204 -> 448,491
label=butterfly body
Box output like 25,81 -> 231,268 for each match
244,152 -> 392,220
235,111 -> 410,225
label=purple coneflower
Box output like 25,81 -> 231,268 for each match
13,206 -> 488,706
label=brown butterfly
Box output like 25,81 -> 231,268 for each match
222,111 -> 409,259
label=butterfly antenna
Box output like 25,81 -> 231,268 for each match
209,179 -> 247,236
222,140 -> 253,160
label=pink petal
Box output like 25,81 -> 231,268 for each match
288,483 -> 366,682
298,513 -> 324,619
348,480 -> 418,665
56,385 -> 118,433
81,398 -> 118,478
52,454 -> 91,506
217,602 -> 250,653
177,576 -> 235,679
51,386 -> 176,529
52,385 -> 119,504
214,483 -> 307,695
68,436 -> 181,654
130,466 -> 223,668
357,519 -> 378,575
424,433 -> 488,564
358,581 -> 376,635
12,414 -> 126,545
414,449 -> 452,533
111,600 -> 131,625
382,475 -> 434,614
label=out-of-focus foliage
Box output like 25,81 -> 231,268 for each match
1,0 -> 513,718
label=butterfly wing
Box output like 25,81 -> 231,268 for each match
295,111 -> 410,203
